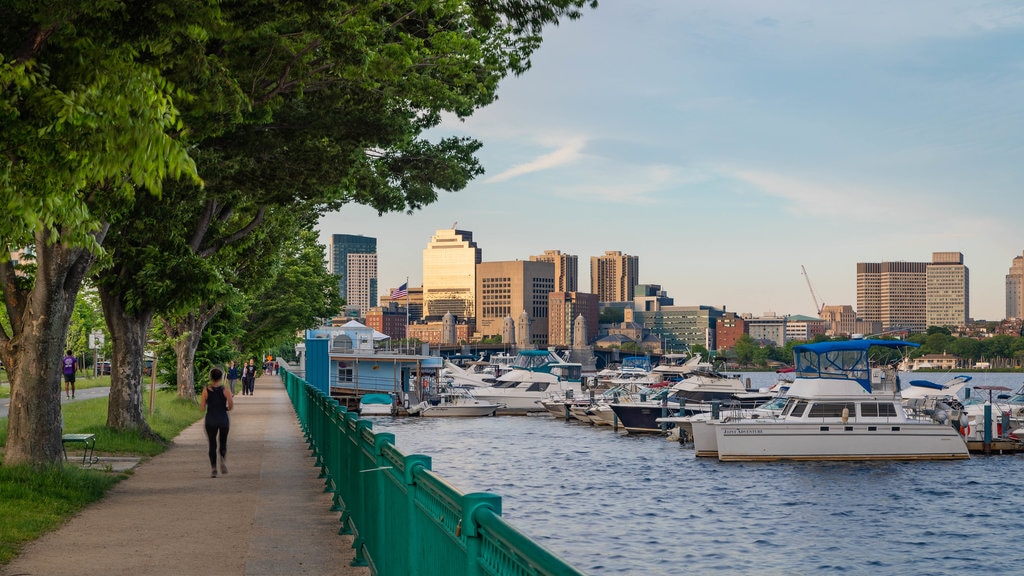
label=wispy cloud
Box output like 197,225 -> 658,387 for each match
484,136 -> 587,183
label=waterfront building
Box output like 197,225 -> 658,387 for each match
716,312 -> 747,351
302,323 -> 442,409
785,315 -> 827,342
407,319 -> 475,345
530,249 -> 578,292
745,313 -> 787,347
857,252 -> 969,333
633,284 -> 673,311
422,228 -> 481,320
476,260 -> 555,347
820,304 -> 857,336
328,234 -> 377,315
380,285 -> 424,321
548,291 -> 599,347
926,252 -> 969,329
630,305 -> 724,352
365,303 -> 407,340
1006,251 -> 1024,319
590,251 -> 639,302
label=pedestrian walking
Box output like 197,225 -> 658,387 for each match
62,349 -> 78,399
199,367 -> 233,478
242,359 -> 257,396
226,360 -> 240,395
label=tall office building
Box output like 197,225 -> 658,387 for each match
530,250 -> 578,292
1006,251 -> 1024,319
548,291 -> 599,347
856,252 -> 968,333
328,234 -> 377,315
476,260 -> 555,347
422,228 -> 481,320
590,250 -> 639,303
926,252 -> 968,328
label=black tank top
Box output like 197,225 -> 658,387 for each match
205,386 -> 229,425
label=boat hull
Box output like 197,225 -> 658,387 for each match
714,422 -> 969,461
417,404 -> 499,417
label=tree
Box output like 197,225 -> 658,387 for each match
92,0 -> 597,432
733,334 -> 756,366
1,2 -> 200,465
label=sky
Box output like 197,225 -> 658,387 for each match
317,0 -> 1024,321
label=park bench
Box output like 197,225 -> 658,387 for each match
61,433 -> 98,466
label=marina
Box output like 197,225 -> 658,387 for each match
368,370 -> 1024,574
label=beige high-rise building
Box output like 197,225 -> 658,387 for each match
820,305 -> 857,336
1006,251 -> 1024,319
856,261 -> 928,333
476,260 -> 555,347
856,252 -> 969,333
530,250 -> 578,292
422,229 -> 481,320
590,250 -> 639,302
926,252 -> 968,328
345,252 -> 377,315
548,291 -> 599,347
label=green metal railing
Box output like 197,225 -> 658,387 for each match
282,368 -> 587,576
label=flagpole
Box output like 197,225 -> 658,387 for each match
405,276 -> 410,353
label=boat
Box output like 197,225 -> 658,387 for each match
408,386 -> 502,417
661,395 -> 790,457
700,339 -> 970,462
358,393 -> 395,416
470,349 -> 585,414
609,369 -> 770,434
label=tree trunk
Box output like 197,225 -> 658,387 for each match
164,304 -> 224,400
1,232 -> 98,467
98,285 -> 158,439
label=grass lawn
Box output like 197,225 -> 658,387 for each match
1,372 -> 110,400
0,388 -> 202,564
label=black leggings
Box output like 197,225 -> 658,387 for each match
205,421 -> 229,467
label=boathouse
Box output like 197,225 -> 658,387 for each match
303,321 -> 442,410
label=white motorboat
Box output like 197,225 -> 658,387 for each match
699,339 -> 969,462
610,369 -> 769,434
408,386 -> 502,417
470,350 -> 585,415
358,393 -> 394,416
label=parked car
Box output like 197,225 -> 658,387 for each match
98,361 -> 111,375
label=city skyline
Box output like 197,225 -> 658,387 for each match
317,1 -> 1024,321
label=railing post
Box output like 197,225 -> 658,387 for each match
402,454 -> 431,576
462,492 -> 503,576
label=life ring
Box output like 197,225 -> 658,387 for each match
962,425 -> 970,437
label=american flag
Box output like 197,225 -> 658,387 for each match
390,282 -> 408,299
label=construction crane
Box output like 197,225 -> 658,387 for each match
801,265 -> 824,316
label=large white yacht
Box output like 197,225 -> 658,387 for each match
695,339 -> 970,461
470,349 -> 584,414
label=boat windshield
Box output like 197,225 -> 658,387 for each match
512,351 -> 559,370
795,348 -> 868,384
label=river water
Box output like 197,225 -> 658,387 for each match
370,372 -> 1024,575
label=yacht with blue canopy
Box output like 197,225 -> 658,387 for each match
696,339 -> 970,461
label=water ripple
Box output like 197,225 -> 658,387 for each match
372,373 -> 1024,575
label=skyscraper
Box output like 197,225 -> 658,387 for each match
422,228 -> 481,320
530,249 -> 578,292
476,260 -> 555,346
1006,251 -> 1024,320
328,234 -> 377,315
926,252 -> 968,328
856,252 -> 969,333
590,250 -> 639,302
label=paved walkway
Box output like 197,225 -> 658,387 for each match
2,375 -> 370,576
